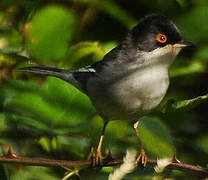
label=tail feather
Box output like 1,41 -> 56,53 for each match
18,66 -> 95,93
18,66 -> 68,79
18,66 -> 82,90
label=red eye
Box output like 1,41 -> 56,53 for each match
156,33 -> 167,43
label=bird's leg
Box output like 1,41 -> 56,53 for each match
133,121 -> 148,167
93,121 -> 109,166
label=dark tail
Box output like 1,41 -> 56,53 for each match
18,66 -> 88,92
18,66 -> 71,81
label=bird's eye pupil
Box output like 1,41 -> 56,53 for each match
156,33 -> 167,43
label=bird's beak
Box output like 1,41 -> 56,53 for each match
174,40 -> 196,48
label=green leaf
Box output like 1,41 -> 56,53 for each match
139,116 -> 175,158
196,135 -> 208,153
75,0 -> 137,28
57,135 -> 90,158
27,5 -> 76,62
63,42 -> 106,69
0,28 -> 23,53
10,166 -> 59,180
170,59 -> 206,77
194,46 -> 208,61
176,0 -> 188,7
51,136 -> 59,150
162,94 -> 208,114
3,78 -> 96,130
177,5 -> 208,42
41,77 -> 96,125
0,114 -> 6,132
38,136 -> 51,152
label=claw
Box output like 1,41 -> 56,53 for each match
133,121 -> 148,167
136,149 -> 148,167
88,147 -> 104,167
89,121 -> 108,167
88,147 -> 95,160
94,149 -> 104,166
88,147 -> 96,167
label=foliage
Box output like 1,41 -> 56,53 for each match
0,0 -> 208,179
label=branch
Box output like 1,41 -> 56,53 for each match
0,155 -> 207,178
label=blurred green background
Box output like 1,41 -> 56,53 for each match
0,0 -> 208,179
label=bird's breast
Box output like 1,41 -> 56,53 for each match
106,66 -> 170,115
87,66 -> 169,121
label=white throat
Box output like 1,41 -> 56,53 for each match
139,44 -> 182,68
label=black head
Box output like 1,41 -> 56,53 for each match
131,14 -> 194,52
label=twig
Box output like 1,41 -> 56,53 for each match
0,155 -> 207,178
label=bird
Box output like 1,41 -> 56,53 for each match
19,14 -> 195,166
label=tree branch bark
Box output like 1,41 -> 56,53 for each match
0,155 -> 207,178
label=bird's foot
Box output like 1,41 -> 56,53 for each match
94,148 -> 104,166
136,149 -> 148,167
88,147 -> 104,167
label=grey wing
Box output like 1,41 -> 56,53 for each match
18,45 -> 122,93
72,69 -> 96,93
90,45 -> 121,73
71,45 -> 121,91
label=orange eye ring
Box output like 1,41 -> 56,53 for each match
156,33 -> 167,43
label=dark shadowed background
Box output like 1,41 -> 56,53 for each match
0,0 -> 208,179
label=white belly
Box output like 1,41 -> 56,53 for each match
111,66 -> 169,112
88,66 -> 169,121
